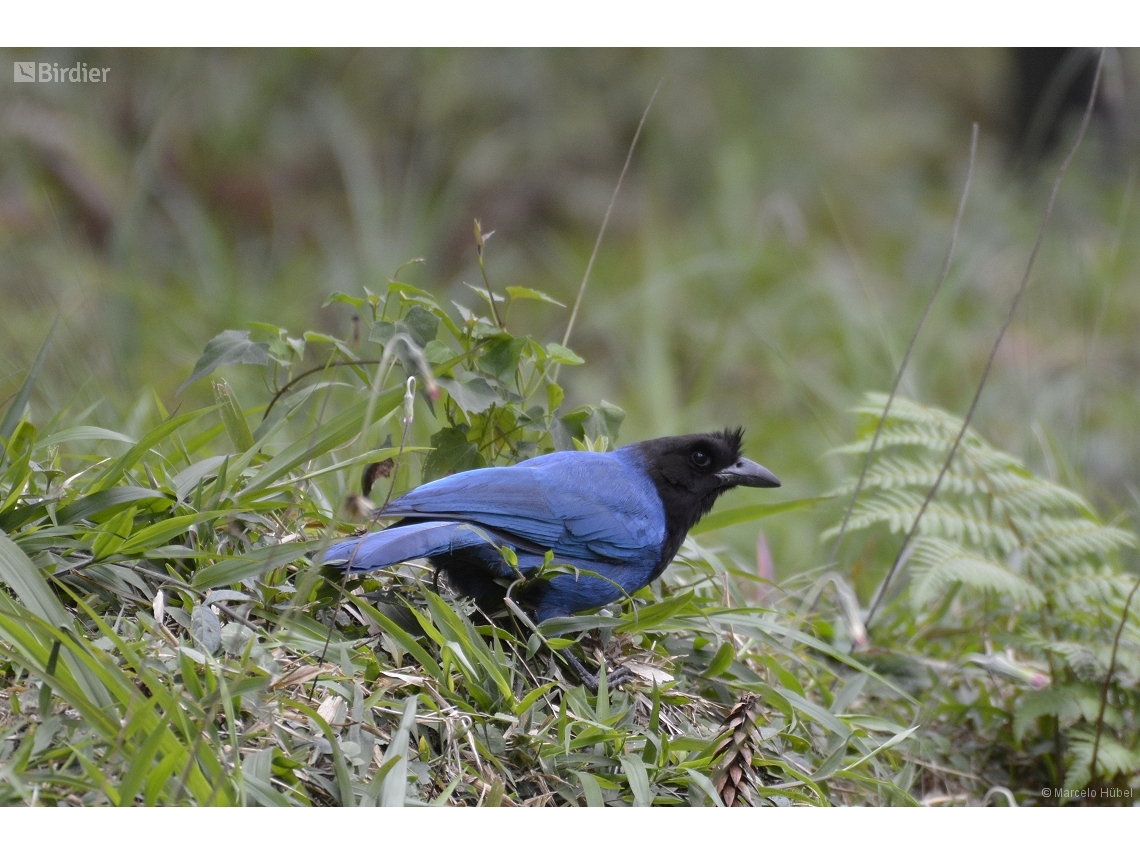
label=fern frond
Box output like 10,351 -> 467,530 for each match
1012,684 -> 1101,743
829,393 -> 1140,795
909,537 -> 1044,609
1064,731 -> 1140,793
824,494 -> 1019,553
1022,518 -> 1138,569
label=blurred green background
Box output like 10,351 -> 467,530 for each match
2,47 -> 1137,578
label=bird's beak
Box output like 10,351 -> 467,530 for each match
718,456 -> 781,488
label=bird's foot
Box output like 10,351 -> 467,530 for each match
560,649 -> 633,692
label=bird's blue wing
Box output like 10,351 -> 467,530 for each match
380,449 -> 664,565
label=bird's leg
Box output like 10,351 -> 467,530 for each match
558,648 -> 633,692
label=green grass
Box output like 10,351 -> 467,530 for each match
1,48 -> 1138,805
0,283 -> 924,806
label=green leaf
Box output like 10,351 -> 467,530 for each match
436,376 -> 501,414
620,755 -> 652,806
323,292 -> 366,310
92,407 -> 217,492
178,330 -> 270,394
0,316 -> 55,445
380,696 -> 418,807
617,591 -> 696,632
0,531 -> 72,630
575,772 -> 607,806
422,427 -> 486,482
348,594 -> 444,682
57,487 -> 171,525
213,380 -> 255,452
692,496 -> 830,534
909,537 -> 1045,608
544,342 -> 583,365
370,305 -> 440,349
238,385 -> 402,498
119,511 -> 231,555
0,532 -> 113,707
190,605 -> 222,653
191,541 -> 314,588
36,426 -> 136,449
477,335 -> 528,380
545,382 -> 564,413
701,641 -> 735,679
1013,685 -> 1100,742
583,400 -> 624,444
173,455 -> 229,503
840,726 -> 919,773
91,506 -> 136,560
506,286 -> 565,307
400,305 -> 440,346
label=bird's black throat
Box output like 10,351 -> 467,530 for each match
628,428 -> 758,582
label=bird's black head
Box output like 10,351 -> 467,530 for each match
630,428 -> 779,572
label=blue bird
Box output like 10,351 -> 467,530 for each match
322,428 -> 779,625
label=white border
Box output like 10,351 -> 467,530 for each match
1,1 -> 1136,48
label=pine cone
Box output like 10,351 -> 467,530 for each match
712,693 -> 766,806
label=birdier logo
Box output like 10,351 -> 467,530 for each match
13,61 -> 109,83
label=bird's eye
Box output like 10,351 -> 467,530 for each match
691,450 -> 711,467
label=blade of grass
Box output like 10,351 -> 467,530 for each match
866,50 -> 1105,629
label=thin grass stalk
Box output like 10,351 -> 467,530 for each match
829,123 -> 978,569
557,78 -> 663,374
1089,569 -> 1140,783
865,49 -> 1106,629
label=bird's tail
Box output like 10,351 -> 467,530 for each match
320,520 -> 506,573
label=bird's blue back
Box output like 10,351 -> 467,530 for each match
383,447 -> 664,564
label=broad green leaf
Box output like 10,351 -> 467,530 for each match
436,376 -> 500,414
618,591 -> 696,632
0,531 -> 72,629
620,755 -> 652,806
36,426 -> 136,449
840,726 -> 920,773
544,342 -> 584,365
178,330 -> 270,394
477,334 -> 528,380
190,605 -> 222,653
575,772 -> 606,806
370,313 -> 438,350
422,427 -> 486,482
57,487 -> 171,524
347,593 -> 444,682
506,286 -> 565,307
546,382 -> 564,412
686,770 -> 726,807
119,511 -> 231,555
583,400 -> 624,444
322,292 -> 366,310
0,532 -> 113,707
173,455 -> 230,503
701,641 -> 735,679
91,505 -> 136,560
191,541 -> 314,588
